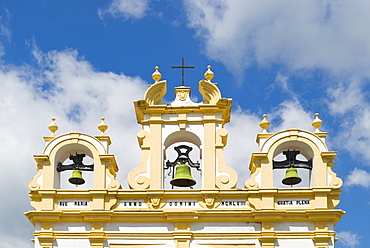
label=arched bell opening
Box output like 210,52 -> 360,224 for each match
54,143 -> 96,189
272,141 -> 313,188
163,131 -> 202,189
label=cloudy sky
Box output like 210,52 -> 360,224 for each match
0,0 -> 369,247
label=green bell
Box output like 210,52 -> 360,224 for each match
282,167 -> 302,186
69,169 -> 85,185
170,163 -> 196,187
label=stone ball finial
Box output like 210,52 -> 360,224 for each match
98,117 -> 108,135
204,65 -> 214,81
152,66 -> 162,82
312,113 -> 322,132
48,118 -> 58,136
260,114 -> 270,133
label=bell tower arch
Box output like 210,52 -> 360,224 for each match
28,118 -> 120,210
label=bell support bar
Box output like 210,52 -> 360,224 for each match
273,150 -> 312,170
57,153 -> 94,172
165,145 -> 200,171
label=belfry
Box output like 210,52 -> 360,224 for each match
25,65 -> 344,248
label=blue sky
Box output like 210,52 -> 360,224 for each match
0,1 -> 369,247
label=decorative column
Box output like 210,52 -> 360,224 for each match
149,113 -> 163,189
203,115 -> 216,188
90,222 -> 106,248
313,237 -> 331,248
38,237 -> 55,248
38,222 -> 55,248
259,222 -> 276,248
173,223 -> 192,248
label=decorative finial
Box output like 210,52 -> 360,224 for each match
152,66 -> 162,82
98,117 -> 108,135
204,65 -> 214,81
312,113 -> 322,132
260,114 -> 270,133
48,118 -> 58,136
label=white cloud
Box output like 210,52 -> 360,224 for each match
337,231 -> 361,248
184,0 -> 370,78
0,45 -> 147,244
328,84 -> 370,162
346,168 -> 370,188
271,99 -> 313,132
98,0 -> 149,21
327,80 -> 364,115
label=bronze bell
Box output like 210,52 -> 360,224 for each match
170,163 -> 196,187
69,168 -> 85,185
282,166 -> 302,186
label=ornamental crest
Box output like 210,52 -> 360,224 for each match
177,90 -> 188,101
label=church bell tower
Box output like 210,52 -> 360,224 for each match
25,65 -> 344,248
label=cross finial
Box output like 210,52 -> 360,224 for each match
171,58 -> 195,86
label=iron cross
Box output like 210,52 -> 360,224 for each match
171,58 -> 195,86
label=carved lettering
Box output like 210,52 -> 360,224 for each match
58,200 -> 89,208
166,200 -> 198,208
277,199 -> 311,207
220,200 -> 247,207
119,200 -> 146,208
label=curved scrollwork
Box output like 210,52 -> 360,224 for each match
199,80 -> 221,104
144,80 -> 167,105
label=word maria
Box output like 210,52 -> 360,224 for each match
58,200 -> 89,208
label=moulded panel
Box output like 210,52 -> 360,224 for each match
274,222 -> 314,232
104,223 -> 174,233
54,222 -> 92,232
107,239 -> 175,248
275,239 -> 314,248
187,113 -> 203,121
54,239 -> 91,248
191,222 -> 261,232
162,114 -> 177,121
190,239 -> 261,248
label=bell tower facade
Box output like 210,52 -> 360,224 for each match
26,66 -> 344,248
128,65 -> 237,190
